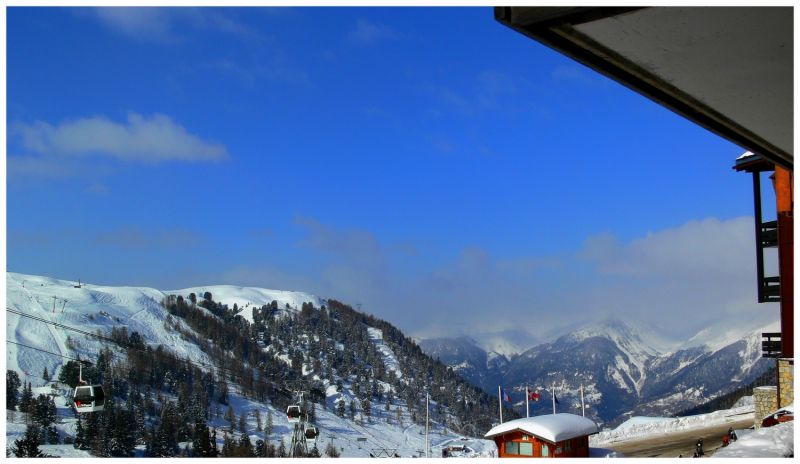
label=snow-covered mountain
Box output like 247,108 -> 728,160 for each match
421,317 -> 777,427
6,272 -> 498,458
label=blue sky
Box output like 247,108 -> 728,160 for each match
7,7 -> 774,341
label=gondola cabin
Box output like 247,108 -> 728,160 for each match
286,405 -> 301,423
72,385 -> 105,413
304,425 -> 319,441
484,414 -> 598,458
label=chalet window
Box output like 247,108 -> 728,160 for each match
541,444 -> 549,457
519,442 -> 533,456
556,446 -> 562,454
505,442 -> 519,455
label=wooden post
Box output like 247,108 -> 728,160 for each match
775,166 -> 793,358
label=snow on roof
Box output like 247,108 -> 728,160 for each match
737,150 -> 756,160
484,414 -> 599,443
763,403 -> 794,421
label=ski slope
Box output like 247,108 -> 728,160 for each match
6,272 -> 496,458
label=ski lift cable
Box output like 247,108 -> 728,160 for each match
7,306 -> 239,374
8,340 -> 91,364
7,338 -> 237,402
7,307 -> 121,345
6,307 -> 279,395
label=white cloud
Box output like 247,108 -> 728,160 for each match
348,19 -> 397,45
94,8 -> 177,42
95,226 -> 203,249
92,8 -> 268,43
575,216 -> 771,339
13,113 -> 228,164
399,216 -> 768,343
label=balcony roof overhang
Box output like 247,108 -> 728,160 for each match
495,7 -> 793,170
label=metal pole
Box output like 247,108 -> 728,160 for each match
526,386 -> 530,418
424,393 -> 429,458
580,384 -> 585,417
498,386 -> 503,423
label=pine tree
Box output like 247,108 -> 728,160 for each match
238,412 -> 247,435
225,406 -> 236,429
255,439 -> 266,457
336,398 -> 346,418
73,415 -> 87,450
19,381 -> 33,415
7,370 -> 21,411
266,410 -> 273,438
277,438 -> 287,457
112,406 -> 136,456
191,419 -> 215,457
325,441 -> 341,458
362,396 -> 372,423
211,428 -> 219,457
221,432 -> 236,457
255,409 -> 262,432
11,424 -> 49,457
42,366 -> 51,382
238,433 -> 255,457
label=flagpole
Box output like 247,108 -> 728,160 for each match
552,384 -> 556,415
525,386 -> 530,418
498,386 -> 503,424
580,384 -> 585,417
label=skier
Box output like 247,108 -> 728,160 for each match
695,438 -> 704,456
721,435 -> 729,447
728,427 -> 737,442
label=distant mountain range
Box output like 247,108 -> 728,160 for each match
420,317 -> 777,427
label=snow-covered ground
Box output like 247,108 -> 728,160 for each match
367,327 -> 403,380
590,399 -> 795,458
711,421 -> 793,458
168,284 -> 324,324
590,404 -> 755,446
6,272 -> 497,458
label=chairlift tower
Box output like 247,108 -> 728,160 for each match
289,420 -> 309,457
288,390 -> 313,457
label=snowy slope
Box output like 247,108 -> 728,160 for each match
590,404 -> 755,446
6,272 -> 496,458
680,313 -> 781,353
7,272 -> 215,385
167,284 -> 324,325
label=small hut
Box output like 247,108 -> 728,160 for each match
484,413 -> 599,458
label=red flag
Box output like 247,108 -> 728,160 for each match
528,390 -> 541,402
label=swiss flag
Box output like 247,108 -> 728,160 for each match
528,390 -> 541,402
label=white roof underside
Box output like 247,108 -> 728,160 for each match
574,7 -> 792,160
484,414 -> 599,443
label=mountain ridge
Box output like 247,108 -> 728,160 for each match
421,316 -> 777,426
